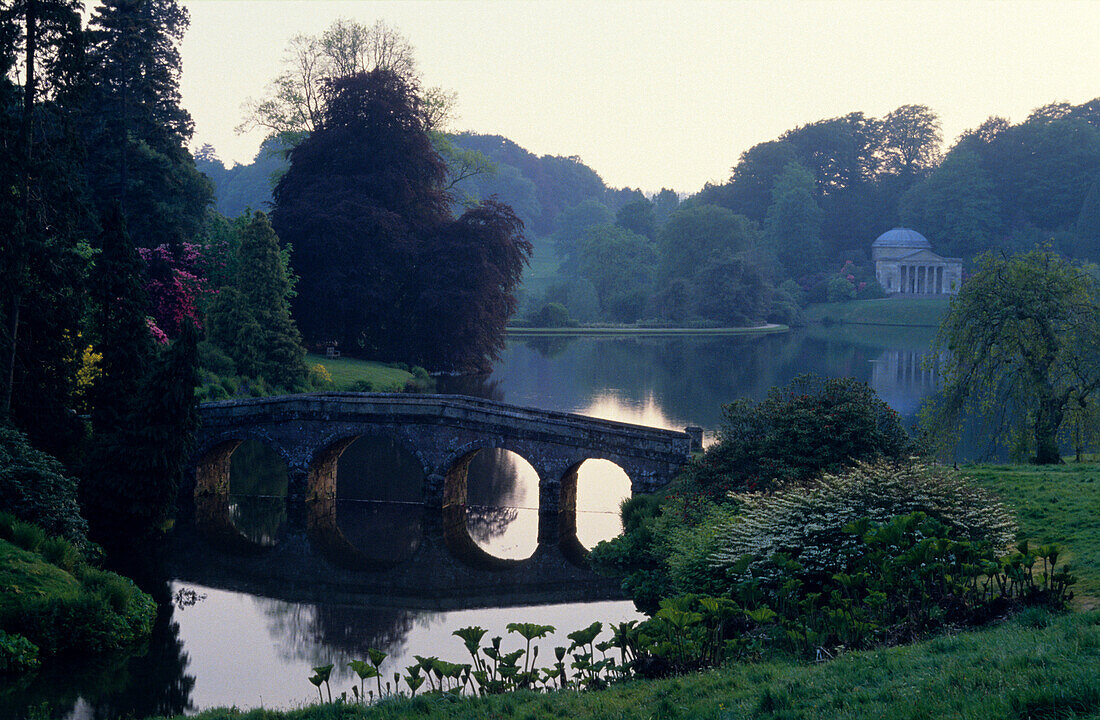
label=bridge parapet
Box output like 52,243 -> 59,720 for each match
198,392 -> 691,465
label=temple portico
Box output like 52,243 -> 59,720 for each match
872,228 -> 962,296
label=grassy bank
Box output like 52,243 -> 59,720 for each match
507,324 -> 788,337
805,297 -> 950,327
968,462 -> 1100,605
158,610 -> 1100,720
306,354 -> 418,392
0,526 -> 156,669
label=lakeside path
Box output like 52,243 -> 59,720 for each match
506,323 -> 789,337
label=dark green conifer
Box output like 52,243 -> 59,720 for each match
207,211 -> 306,390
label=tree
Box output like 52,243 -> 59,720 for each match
82,0 -> 212,250
206,211 -> 307,389
240,19 -> 441,140
0,0 -> 90,456
81,324 -> 199,545
1074,173 -> 1100,260
87,208 -> 155,435
552,199 -> 613,270
575,224 -> 657,322
657,204 -> 755,285
412,200 -> 530,371
615,199 -> 656,239
879,104 -> 942,179
762,161 -> 824,278
924,248 -> 1100,464
691,252 -> 770,326
722,140 -> 799,221
898,149 -> 1003,259
272,70 -> 529,371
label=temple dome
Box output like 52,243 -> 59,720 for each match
872,227 -> 932,249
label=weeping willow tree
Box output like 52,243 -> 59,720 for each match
921,248 -> 1100,463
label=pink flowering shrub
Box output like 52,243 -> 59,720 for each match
139,243 -> 213,337
145,317 -> 169,345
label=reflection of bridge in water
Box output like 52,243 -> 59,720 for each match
174,393 -> 693,605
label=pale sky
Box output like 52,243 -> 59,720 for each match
179,0 -> 1100,194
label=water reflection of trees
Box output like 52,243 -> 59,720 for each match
465,449 -> 528,548
255,594 -> 425,674
499,329 -> 945,432
228,439 -> 288,545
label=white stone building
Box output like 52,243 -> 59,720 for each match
872,227 -> 962,295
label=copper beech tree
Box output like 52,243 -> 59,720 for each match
272,69 -> 530,373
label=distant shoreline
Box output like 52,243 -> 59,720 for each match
506,324 -> 789,336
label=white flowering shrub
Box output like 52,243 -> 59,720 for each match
710,460 -> 1017,582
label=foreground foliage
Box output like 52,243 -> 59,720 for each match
966,462 -> 1100,602
156,610 -> 1100,720
0,426 -> 86,544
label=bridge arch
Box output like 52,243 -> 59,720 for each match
442,446 -> 542,569
305,430 -> 426,569
191,393 -> 692,568
193,436 -> 291,552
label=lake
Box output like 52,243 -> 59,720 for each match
5,325 -> 966,719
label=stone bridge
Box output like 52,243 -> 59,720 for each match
179,393 -> 694,597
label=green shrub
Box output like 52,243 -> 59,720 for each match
0,512 -> 15,541
349,379 -> 375,392
0,629 -> 39,673
687,374 -> 914,495
39,537 -> 81,573
856,279 -> 887,300
11,522 -> 46,553
10,572 -> 156,657
197,340 -> 236,376
531,302 -> 572,328
826,275 -> 856,302
0,426 -> 87,544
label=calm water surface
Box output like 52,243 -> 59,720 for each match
6,326 -> 959,719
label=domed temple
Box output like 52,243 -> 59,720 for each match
872,228 -> 962,295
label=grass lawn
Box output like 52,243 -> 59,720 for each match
805,297 -> 951,327
305,354 -> 415,392
967,462 -> 1100,606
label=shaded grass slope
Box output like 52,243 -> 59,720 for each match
306,354 -> 416,392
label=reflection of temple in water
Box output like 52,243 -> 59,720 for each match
869,349 -> 942,417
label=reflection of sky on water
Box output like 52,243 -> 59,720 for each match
171,581 -> 640,712
580,391 -> 680,430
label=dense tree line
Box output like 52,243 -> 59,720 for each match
0,0 -> 212,549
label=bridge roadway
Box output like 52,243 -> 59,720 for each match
178,393 -> 695,596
